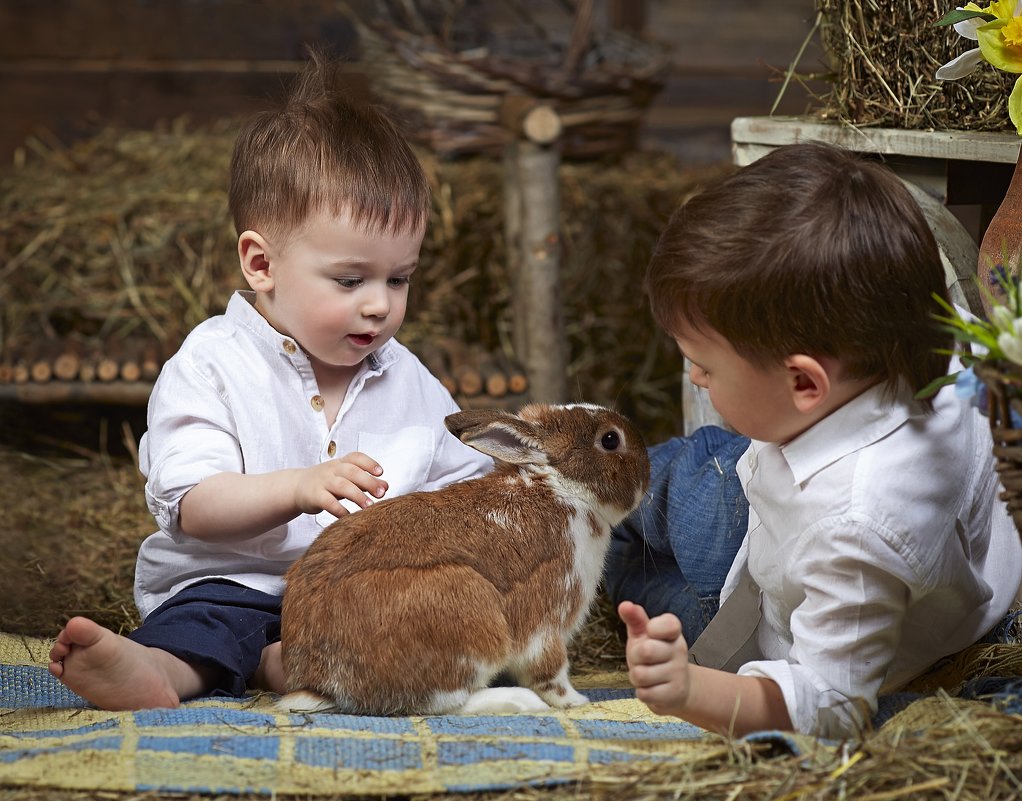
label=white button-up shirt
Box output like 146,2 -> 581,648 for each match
134,291 -> 492,618
724,373 -> 1022,737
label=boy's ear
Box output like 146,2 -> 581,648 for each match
783,354 -> 831,414
238,230 -> 273,292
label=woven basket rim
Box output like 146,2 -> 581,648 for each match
351,16 -> 670,102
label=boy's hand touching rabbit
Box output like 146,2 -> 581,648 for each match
178,453 -> 388,542
619,600 -> 691,718
294,452 -> 388,518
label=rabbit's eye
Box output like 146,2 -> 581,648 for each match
601,430 -> 621,451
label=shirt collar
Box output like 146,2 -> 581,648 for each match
777,379 -> 920,486
226,289 -> 394,374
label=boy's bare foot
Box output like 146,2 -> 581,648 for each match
48,617 -> 205,710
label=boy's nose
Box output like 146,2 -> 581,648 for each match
361,286 -> 390,318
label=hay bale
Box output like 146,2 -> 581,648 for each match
0,119 -> 239,357
815,0 -> 1017,131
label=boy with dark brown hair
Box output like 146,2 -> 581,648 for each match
608,142 -> 1022,738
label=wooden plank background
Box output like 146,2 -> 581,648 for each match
0,0 -> 821,166
644,0 -> 824,162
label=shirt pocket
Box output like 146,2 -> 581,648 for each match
316,425 -> 436,527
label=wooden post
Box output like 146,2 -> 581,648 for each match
501,97 -> 568,404
504,137 -> 527,366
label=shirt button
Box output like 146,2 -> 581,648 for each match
748,453 -> 758,470
283,339 -> 297,354
327,441 -> 337,457
310,395 -> 324,412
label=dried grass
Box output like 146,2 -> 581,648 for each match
0,119 -> 238,351
0,405 -> 149,636
584,696 -> 1022,800
812,0 -> 1018,132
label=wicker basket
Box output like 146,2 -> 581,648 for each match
974,360 -> 1022,536
344,1 -> 669,158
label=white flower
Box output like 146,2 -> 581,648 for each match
991,303 -> 1017,332
997,318 -> 1022,365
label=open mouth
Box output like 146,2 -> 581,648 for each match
349,333 -> 376,347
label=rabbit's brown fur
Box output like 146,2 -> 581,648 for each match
280,403 -> 650,715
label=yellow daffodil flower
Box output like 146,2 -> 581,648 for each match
936,1 -> 1022,133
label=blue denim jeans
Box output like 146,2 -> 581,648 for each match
604,425 -> 751,645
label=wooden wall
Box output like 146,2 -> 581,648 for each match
0,0 -> 821,167
0,1 -> 363,165
644,0 -> 824,163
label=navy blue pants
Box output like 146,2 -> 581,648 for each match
128,580 -> 281,697
604,425 -> 751,645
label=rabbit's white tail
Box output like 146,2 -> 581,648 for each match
277,690 -> 337,714
460,687 -> 550,714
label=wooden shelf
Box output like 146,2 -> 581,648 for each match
731,116 -> 1022,166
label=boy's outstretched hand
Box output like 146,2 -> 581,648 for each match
619,600 -> 690,718
619,600 -> 794,736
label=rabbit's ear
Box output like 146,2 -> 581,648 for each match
445,411 -> 547,466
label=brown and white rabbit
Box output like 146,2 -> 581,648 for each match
279,402 -> 650,716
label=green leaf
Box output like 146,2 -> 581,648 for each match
935,9 -> 996,26
915,371 -> 959,399
1010,75 -> 1022,135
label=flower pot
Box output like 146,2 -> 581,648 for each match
979,144 -> 1022,315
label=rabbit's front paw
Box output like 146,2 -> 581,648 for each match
537,683 -> 589,709
462,687 -> 550,714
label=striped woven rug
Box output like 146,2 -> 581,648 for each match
0,632 -> 746,795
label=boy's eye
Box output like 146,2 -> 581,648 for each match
389,276 -> 412,288
334,277 -> 362,289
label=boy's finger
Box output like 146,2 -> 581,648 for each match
646,613 -> 684,642
629,633 -> 679,667
332,472 -> 388,501
618,601 -> 650,638
631,663 -> 678,693
340,451 -> 384,476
